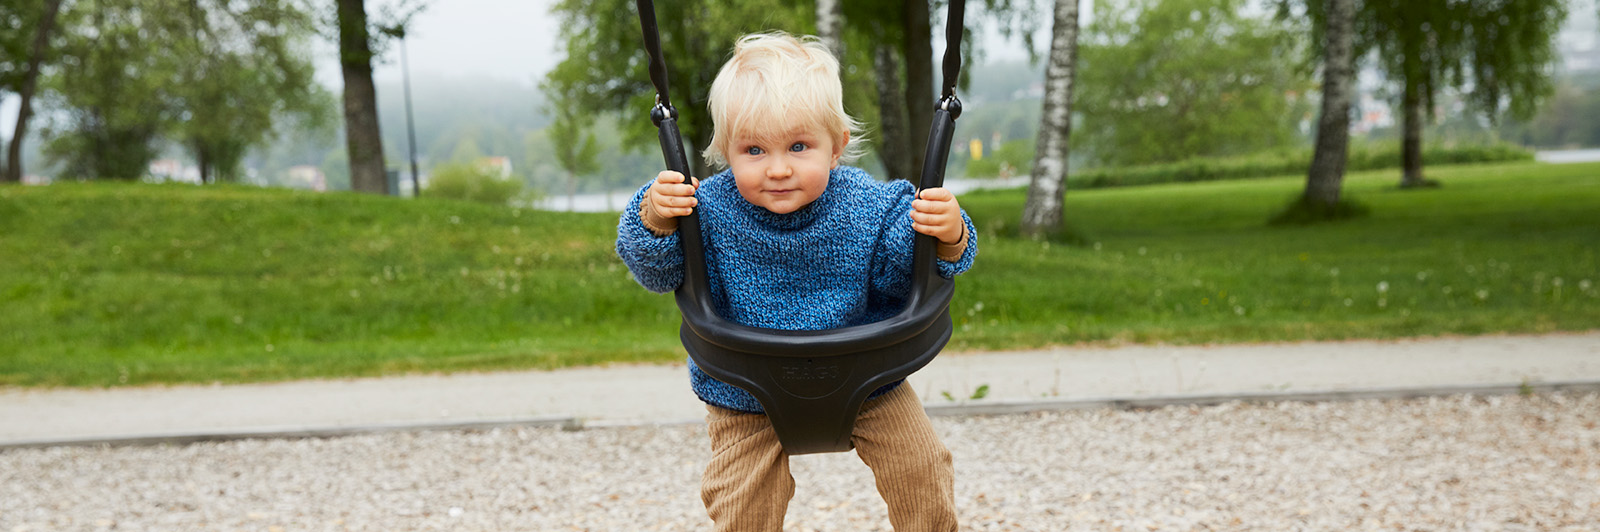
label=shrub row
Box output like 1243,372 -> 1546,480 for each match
1068,143 -> 1535,189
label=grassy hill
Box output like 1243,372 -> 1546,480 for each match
2,161 -> 1597,387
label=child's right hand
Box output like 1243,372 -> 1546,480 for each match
647,171 -> 699,218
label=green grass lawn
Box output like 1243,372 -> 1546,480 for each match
2,161 -> 1596,388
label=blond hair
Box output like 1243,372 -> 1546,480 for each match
701,32 -> 865,169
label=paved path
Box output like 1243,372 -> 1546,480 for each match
3,332 -> 1598,447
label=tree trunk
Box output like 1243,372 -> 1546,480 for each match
815,0 -> 844,59
196,145 -> 212,184
1020,0 -> 1080,239
901,0 -> 934,181
873,38 -> 913,183
1304,0 -> 1354,207
1399,65 -> 1427,188
568,171 -> 577,212
338,0 -> 388,194
4,0 -> 64,184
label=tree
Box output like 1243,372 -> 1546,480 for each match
1298,0 -> 1358,214
2,0 -> 63,184
1074,0 -> 1310,166
548,0 -> 1035,183
43,2 -> 176,179
540,75 -> 600,211
816,0 -> 844,58
841,1 -> 1040,183
338,0 -> 389,194
547,0 -> 810,180
39,0 -> 327,181
1359,0 -> 1568,188
1019,0 -> 1080,239
171,1 -> 329,183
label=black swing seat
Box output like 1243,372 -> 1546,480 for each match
676,231 -> 955,455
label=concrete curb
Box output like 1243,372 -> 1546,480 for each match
6,380 -> 1597,451
923,380 -> 1600,417
0,415 -> 578,451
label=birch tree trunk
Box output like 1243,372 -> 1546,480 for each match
1304,0 -> 1354,207
1020,0 -> 1080,238
4,0 -> 64,184
815,0 -> 843,59
873,36 -> 913,183
339,0 -> 389,194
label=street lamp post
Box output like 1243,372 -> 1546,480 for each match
399,29 -> 421,197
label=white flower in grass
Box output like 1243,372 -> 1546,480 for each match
1476,289 -> 1489,301
1343,298 -> 1353,307
1377,282 -> 1389,293
1581,279 -> 1593,291
1330,267 -> 1340,277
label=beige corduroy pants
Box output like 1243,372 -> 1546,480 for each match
700,383 -> 957,531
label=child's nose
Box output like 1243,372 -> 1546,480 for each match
767,157 -> 792,179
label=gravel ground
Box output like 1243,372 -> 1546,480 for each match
3,392 -> 1597,532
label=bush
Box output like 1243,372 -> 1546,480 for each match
424,162 -> 525,205
1070,143 -> 1535,189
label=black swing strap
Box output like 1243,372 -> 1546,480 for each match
636,0 -> 674,110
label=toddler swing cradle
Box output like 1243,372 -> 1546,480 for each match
635,0 -> 967,455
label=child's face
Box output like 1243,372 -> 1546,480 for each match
725,126 -> 847,214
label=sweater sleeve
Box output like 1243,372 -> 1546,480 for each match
616,182 -> 686,294
871,190 -> 979,299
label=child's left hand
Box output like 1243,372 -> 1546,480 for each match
910,187 -> 965,245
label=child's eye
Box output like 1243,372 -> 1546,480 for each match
789,142 -> 807,152
745,146 -> 764,156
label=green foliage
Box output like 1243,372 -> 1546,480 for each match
39,0 -> 326,181
1355,0 -> 1568,122
424,162 -> 526,206
541,72 -> 602,191
547,0 -> 811,177
1072,143 -> 1534,189
0,1 -> 56,92
1074,0 -> 1313,165
4,161 -> 1597,387
1502,80 -> 1600,148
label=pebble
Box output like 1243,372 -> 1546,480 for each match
2,393 -> 1596,531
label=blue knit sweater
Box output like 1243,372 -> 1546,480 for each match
615,165 -> 977,413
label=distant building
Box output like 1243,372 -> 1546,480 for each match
477,156 -> 513,179
148,159 -> 200,184
285,165 -> 327,191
